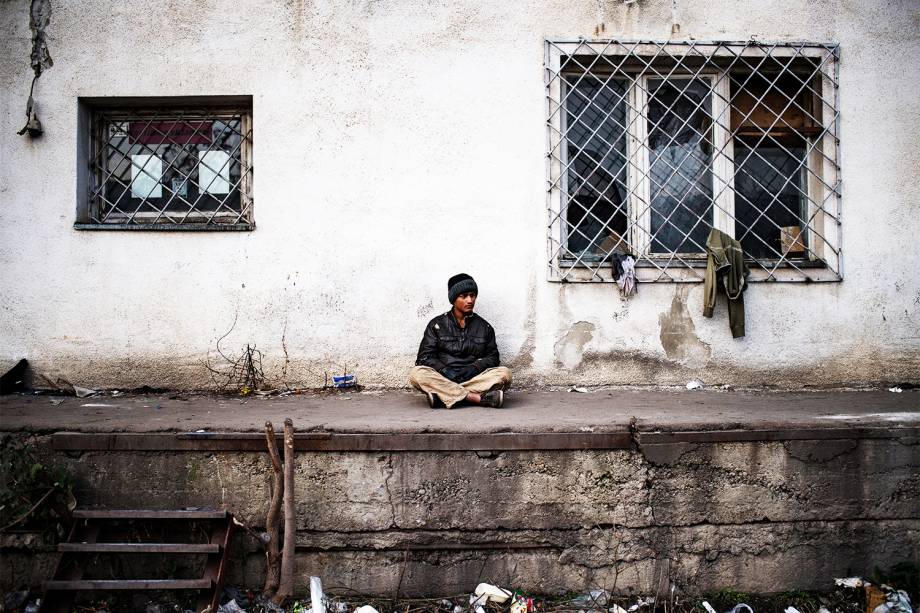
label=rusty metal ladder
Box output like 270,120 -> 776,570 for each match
39,509 -> 234,613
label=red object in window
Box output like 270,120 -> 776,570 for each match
128,121 -> 213,145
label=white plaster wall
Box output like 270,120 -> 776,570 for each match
1,0 -> 918,389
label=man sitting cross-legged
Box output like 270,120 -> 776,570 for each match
409,273 -> 512,409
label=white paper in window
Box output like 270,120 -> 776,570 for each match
130,154 -> 163,199
199,151 -> 230,194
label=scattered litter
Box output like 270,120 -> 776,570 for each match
111,390 -> 122,396
23,601 -> 40,613
572,590 -> 610,608
310,576 -> 326,613
874,589 -> 913,613
579,426 -> 595,432
686,380 -> 704,390
510,593 -> 528,613
628,596 -> 655,611
218,600 -> 246,613
453,606 -> 464,613
81,403 -> 117,408
609,605 -> 629,613
730,606 -> 753,613
475,583 -> 513,604
569,386 -> 590,393
784,607 -> 802,613
836,577 -> 869,588
333,374 -> 356,389
817,608 -> 832,613
73,385 -> 98,398
49,397 -> 65,405
889,387 -> 903,393
328,602 -> 349,613
702,602 -> 718,613
354,607 -> 379,613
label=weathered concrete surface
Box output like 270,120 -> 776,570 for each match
1,388 -> 918,433
1,1 -> 920,390
2,391 -> 918,595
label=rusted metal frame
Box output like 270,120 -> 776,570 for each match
94,111 -> 214,223
547,40 -> 840,282
148,114 -> 240,225
53,432 -> 634,452
39,520 -> 99,613
176,117 -> 251,225
59,542 -> 220,553
73,509 -> 229,519
91,108 -> 251,226
552,43 -> 726,278
44,579 -> 213,591
555,42 -> 713,275
198,513 -> 234,613
49,428 -> 918,452
137,114 -> 242,225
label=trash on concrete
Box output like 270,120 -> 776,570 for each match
701,602 -> 718,613
609,605 -> 629,613
784,607 -> 802,613
475,583 -> 513,604
218,600 -> 246,613
836,577 -> 869,588
817,607 -> 832,613
686,380 -> 704,390
572,590 -> 611,608
328,601 -> 349,613
73,385 -> 98,397
354,606 -> 379,613
873,589 -> 913,613
729,605 -> 753,613
628,596 -> 656,612
310,576 -> 327,613
49,397 -> 65,405
888,387 -> 903,393
568,386 -> 590,393
510,593 -> 528,613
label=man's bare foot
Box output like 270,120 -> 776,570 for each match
466,392 -> 481,404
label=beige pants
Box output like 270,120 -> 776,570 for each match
409,365 -> 512,408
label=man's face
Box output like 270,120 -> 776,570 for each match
453,291 -> 477,316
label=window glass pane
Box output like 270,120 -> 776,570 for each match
734,138 -> 808,259
564,75 -> 629,259
647,78 -> 714,254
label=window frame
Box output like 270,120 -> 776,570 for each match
75,96 -> 255,231
545,40 -> 841,283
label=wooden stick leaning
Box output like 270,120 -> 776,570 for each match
273,418 -> 296,604
262,421 -> 284,597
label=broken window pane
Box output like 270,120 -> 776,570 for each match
563,75 -> 629,259
648,78 -> 714,255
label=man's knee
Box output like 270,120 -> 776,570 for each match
492,366 -> 513,384
409,365 -> 432,386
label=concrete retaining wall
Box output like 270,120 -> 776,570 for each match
4,434 -> 917,595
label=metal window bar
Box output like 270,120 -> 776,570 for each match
545,40 -> 841,282
85,106 -> 254,229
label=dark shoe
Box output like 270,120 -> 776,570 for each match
480,390 -> 504,408
426,392 -> 445,409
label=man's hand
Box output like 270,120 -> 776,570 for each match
441,364 -> 479,383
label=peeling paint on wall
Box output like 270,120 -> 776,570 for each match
555,321 -> 596,370
658,287 -> 711,367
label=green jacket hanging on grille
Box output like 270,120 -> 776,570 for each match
703,228 -> 750,338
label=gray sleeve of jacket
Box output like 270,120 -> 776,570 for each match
415,320 -> 446,372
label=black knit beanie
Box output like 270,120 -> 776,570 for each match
448,273 -> 478,304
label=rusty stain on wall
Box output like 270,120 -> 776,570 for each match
658,287 -> 711,367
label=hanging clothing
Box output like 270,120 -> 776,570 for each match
610,253 -> 637,297
703,228 -> 750,338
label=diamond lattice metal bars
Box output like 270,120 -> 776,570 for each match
82,102 -> 254,230
545,40 -> 840,282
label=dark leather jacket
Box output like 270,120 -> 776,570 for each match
415,311 -> 500,374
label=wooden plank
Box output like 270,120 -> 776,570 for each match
73,509 -> 227,520
58,543 -> 219,554
44,579 -> 212,591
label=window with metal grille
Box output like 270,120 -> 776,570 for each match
76,97 -> 253,230
545,41 -> 841,282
